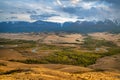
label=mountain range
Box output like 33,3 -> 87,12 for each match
0,20 -> 120,33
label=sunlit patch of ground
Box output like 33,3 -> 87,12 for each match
88,32 -> 120,46
89,54 -> 120,71
0,49 -> 26,60
0,60 -> 120,80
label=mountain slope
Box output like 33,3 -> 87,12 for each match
0,20 -> 120,33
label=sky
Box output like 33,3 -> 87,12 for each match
0,0 -> 120,23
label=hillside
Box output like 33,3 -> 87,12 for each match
0,60 -> 120,80
0,32 -> 120,80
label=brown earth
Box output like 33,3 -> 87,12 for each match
0,60 -> 120,80
0,49 -> 26,60
0,33 -> 84,44
89,54 -> 120,71
88,32 -> 120,46
0,32 -> 120,80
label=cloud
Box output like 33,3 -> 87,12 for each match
0,10 -> 3,13
81,2 -> 95,9
0,0 -> 119,23
71,0 -> 81,4
10,16 -> 18,19
62,7 -> 77,14
57,0 -> 62,6
26,11 -> 37,14
84,0 -> 120,8
30,14 -> 59,20
45,16 -> 78,23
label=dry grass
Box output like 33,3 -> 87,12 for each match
88,32 -> 120,46
0,33 -> 84,44
0,60 -> 120,80
0,32 -> 120,80
0,49 -> 26,60
89,54 -> 120,71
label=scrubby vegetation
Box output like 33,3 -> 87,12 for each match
10,47 -> 120,67
0,38 -> 36,45
44,51 -> 99,66
82,36 -> 117,50
52,49 -> 117,65
39,44 -> 61,50
1,36 -> 120,67
0,38 -> 36,50
101,47 -> 120,56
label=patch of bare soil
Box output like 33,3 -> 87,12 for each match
0,49 -> 26,60
89,54 -> 120,71
39,64 -> 92,73
89,32 -> 120,46
0,33 -> 41,41
0,33 -> 85,44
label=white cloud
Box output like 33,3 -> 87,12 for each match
81,2 -> 95,9
45,16 -> 78,23
0,13 -> 35,22
71,0 -> 80,4
56,0 -> 66,8
16,14 -> 33,22
57,0 -> 62,6
0,0 -> 119,22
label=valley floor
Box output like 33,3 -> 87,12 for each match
0,32 -> 120,80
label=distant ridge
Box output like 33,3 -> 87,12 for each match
0,20 -> 120,33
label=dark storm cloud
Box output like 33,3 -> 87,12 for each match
62,7 -> 77,14
30,14 -> 59,20
26,11 -> 37,14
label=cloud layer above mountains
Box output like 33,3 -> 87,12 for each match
0,0 -> 120,23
